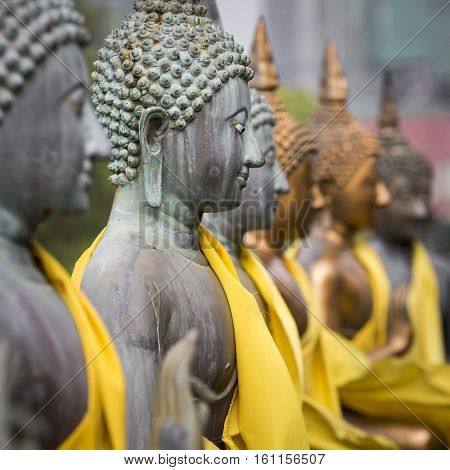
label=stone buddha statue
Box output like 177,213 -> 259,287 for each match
74,0 -> 308,451
203,88 -> 290,315
367,71 -> 450,361
0,0 -> 126,450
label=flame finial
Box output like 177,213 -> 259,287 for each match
378,70 -> 400,131
319,40 -> 348,106
250,17 -> 280,92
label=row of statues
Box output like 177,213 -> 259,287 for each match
1,0 -> 449,451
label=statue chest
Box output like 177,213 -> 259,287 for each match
0,273 -> 87,449
159,259 -> 238,444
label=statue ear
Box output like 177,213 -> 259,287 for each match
139,107 -> 170,208
311,183 -> 332,210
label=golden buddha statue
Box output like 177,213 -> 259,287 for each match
246,21 -> 395,450
300,42 -> 450,449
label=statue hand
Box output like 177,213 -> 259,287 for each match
150,330 -> 209,450
387,284 -> 413,356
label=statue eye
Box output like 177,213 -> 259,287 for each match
230,120 -> 245,135
68,99 -> 84,118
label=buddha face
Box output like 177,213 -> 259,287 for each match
0,44 -> 109,225
376,174 -> 432,242
272,158 -> 314,243
321,157 -> 390,231
58,46 -> 110,215
157,79 -> 264,214
228,121 -> 289,233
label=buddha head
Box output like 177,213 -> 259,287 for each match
92,0 -> 263,216
375,72 -> 433,243
250,17 -> 318,243
311,41 -> 390,233
218,89 -> 288,235
0,0 -> 110,240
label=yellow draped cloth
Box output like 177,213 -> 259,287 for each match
340,240 -> 450,444
239,247 -> 304,398
281,245 -> 397,450
73,226 -> 309,450
31,241 -> 126,450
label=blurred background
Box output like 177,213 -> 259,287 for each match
37,0 -> 450,270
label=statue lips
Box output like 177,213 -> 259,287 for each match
79,159 -> 94,192
237,169 -> 250,189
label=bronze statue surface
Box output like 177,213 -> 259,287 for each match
297,43 -> 450,449
301,41 -> 390,338
78,0 -> 263,449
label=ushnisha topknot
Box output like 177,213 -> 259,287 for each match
92,0 -> 254,187
0,0 -> 89,126
250,89 -> 276,132
377,71 -> 433,189
250,17 -> 317,177
311,41 -> 382,188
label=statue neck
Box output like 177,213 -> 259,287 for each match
248,228 -> 290,267
321,209 -> 355,247
376,231 -> 414,251
376,227 -> 414,248
204,212 -> 242,259
326,222 -> 354,246
0,205 -> 36,244
109,177 -> 202,253
259,233 -> 283,265
0,207 -> 46,281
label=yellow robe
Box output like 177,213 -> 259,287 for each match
32,242 -> 126,450
281,246 -> 397,450
73,226 -> 310,450
339,240 -> 450,444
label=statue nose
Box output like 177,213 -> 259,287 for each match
84,103 -> 111,162
274,162 -> 290,195
412,199 -> 429,219
243,126 -> 265,169
376,181 -> 391,207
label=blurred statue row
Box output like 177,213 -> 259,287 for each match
0,0 -> 449,451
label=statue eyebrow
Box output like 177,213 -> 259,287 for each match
58,82 -> 85,103
225,107 -> 248,121
262,144 -> 276,157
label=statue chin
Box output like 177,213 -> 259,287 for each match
201,184 -> 245,214
201,198 -> 241,214
68,188 -> 90,216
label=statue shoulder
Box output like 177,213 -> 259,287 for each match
80,229 -> 175,340
309,252 -> 341,289
0,266 -> 34,335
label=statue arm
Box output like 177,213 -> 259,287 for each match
145,280 -> 209,449
0,332 -> 43,449
274,278 -> 309,337
310,261 -> 343,332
